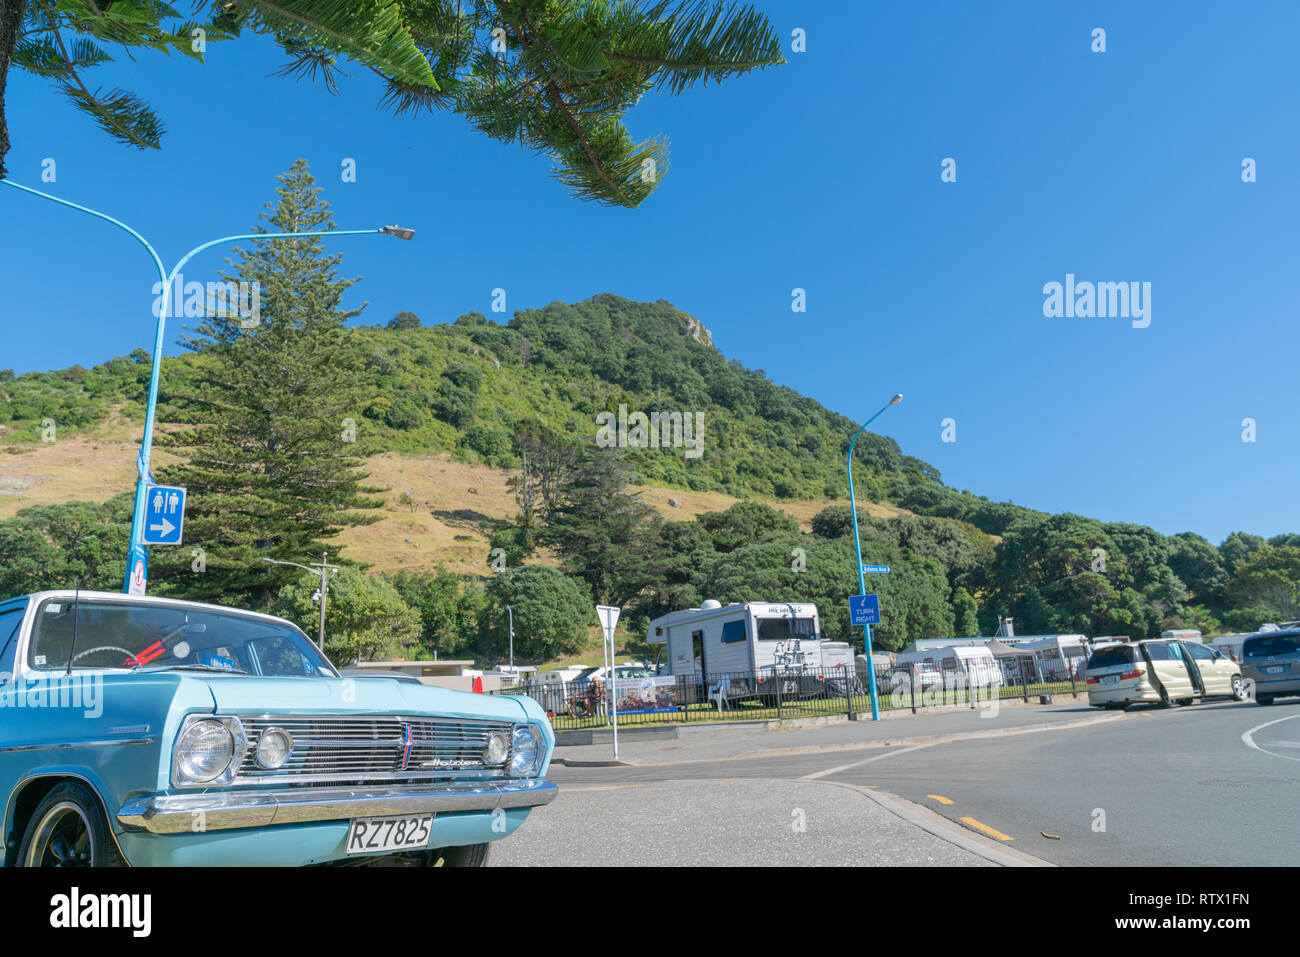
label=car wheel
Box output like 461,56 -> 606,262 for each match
437,843 -> 491,867
1258,695 -> 1275,706
17,781 -> 124,867
1231,675 -> 1246,701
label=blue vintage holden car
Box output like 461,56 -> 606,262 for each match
0,591 -> 556,866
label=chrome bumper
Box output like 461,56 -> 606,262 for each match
117,778 -> 558,835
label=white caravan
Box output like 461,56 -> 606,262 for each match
647,600 -> 854,681
896,643 -> 1003,688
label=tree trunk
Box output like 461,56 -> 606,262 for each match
0,0 -> 27,179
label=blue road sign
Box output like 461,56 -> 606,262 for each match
142,484 -> 186,545
849,594 -> 881,626
861,564 -> 891,575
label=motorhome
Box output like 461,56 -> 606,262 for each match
646,601 -> 854,682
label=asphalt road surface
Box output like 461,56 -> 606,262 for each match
497,698 -> 1300,866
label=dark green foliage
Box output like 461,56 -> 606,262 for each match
1220,532 -> 1267,578
0,496 -> 132,595
4,1 -> 783,203
541,443 -> 664,607
1168,532 -> 1228,605
477,565 -> 593,662
387,311 -> 421,330
389,567 -> 484,658
269,567 -> 421,664
697,501 -> 798,553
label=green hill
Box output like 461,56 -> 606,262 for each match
1,294 -> 1296,654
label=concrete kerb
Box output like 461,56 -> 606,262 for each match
551,710 -> 1125,767
816,779 -> 1055,867
553,694 -> 1099,748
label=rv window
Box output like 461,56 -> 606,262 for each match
721,620 -> 747,644
756,617 -> 817,642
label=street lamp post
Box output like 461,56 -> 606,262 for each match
847,393 -> 903,721
506,604 -> 515,675
1,179 -> 413,595
261,554 -> 339,650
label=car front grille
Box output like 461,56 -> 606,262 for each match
233,714 -> 515,785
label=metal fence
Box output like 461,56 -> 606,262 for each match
493,664 -> 1083,732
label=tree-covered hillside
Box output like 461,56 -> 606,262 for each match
2,294 -> 1297,657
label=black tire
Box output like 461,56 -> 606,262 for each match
437,842 -> 491,867
17,781 -> 124,867
1257,695 -> 1275,706
1177,698 -> 1194,707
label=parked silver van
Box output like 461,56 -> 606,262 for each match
1241,629 -> 1300,705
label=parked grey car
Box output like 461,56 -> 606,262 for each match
1241,629 -> 1300,705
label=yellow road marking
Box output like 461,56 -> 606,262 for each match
960,816 -> 1014,841
926,794 -> 954,805
858,785 -> 879,789
1041,831 -> 1061,840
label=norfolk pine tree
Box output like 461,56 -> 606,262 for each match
1,1 -> 784,205
153,159 -> 381,607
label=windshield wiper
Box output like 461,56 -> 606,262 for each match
148,663 -> 248,675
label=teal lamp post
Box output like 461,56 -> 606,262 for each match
1,180 -> 414,594
847,393 -> 903,720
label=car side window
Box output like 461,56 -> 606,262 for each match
1186,643 -> 1215,661
1144,643 -> 1172,661
0,606 -> 26,681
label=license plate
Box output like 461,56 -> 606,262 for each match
345,815 -> 433,855
1101,675 -> 1119,685
1265,665 -> 1287,675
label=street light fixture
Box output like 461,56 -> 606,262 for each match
261,554 -> 339,650
847,393 -> 903,721
1,179 -> 414,596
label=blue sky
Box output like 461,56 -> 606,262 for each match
2,0 -> 1296,544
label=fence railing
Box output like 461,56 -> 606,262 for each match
492,664 -> 1082,731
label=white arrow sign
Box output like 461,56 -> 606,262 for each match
596,605 -> 621,760
149,517 -> 175,538
596,604 -> 620,639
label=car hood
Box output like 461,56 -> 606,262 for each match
194,674 -> 531,723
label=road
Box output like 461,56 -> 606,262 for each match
496,698 -> 1300,866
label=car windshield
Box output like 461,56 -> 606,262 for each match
1244,633 -> 1300,659
1087,646 -> 1137,669
27,597 -> 338,678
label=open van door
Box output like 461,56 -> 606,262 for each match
1142,641 -> 1195,705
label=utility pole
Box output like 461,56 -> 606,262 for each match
261,554 -> 339,650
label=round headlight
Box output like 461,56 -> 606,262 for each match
256,728 -> 294,769
483,730 -> 510,765
176,719 -> 235,783
509,726 -> 540,776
